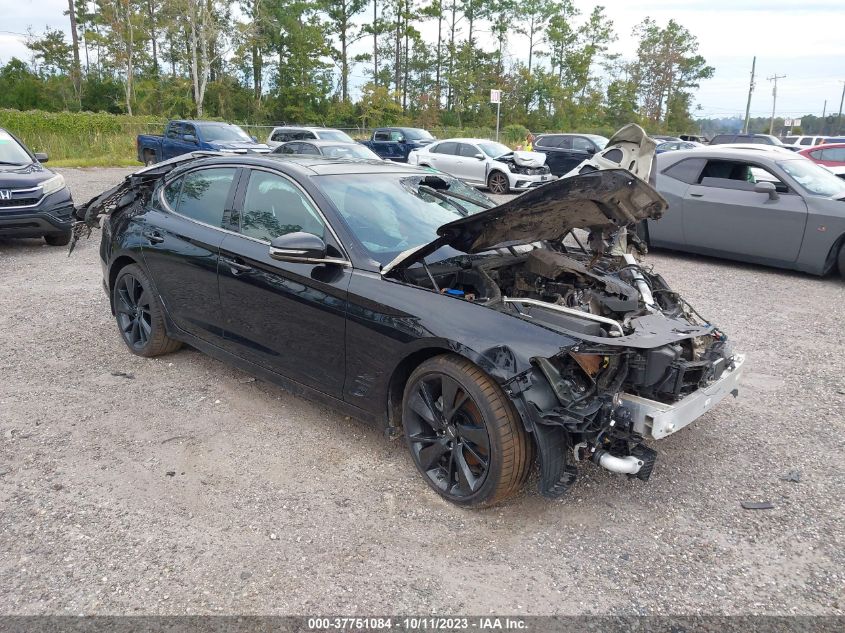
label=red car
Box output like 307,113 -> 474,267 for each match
799,143 -> 845,167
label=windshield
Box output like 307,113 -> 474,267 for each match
778,159 -> 845,197
404,129 -> 434,141
322,144 -> 380,160
200,124 -> 253,143
586,135 -> 610,150
316,130 -> 354,142
315,172 -> 491,264
478,141 -> 512,158
0,130 -> 33,165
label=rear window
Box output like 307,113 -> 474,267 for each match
662,157 -> 706,184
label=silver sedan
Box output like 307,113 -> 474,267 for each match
645,147 -> 845,276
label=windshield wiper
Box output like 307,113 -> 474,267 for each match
417,184 -> 472,216
0,161 -> 28,166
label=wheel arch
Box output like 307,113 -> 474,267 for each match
107,253 -> 145,314
822,231 -> 845,276
386,346 -> 454,429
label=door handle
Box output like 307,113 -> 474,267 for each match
221,257 -> 254,275
142,230 -> 165,244
689,193 -> 704,198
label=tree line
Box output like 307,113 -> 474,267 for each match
2,0 -> 715,134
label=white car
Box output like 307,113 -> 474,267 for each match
782,135 -> 828,148
407,138 -> 554,194
266,126 -> 354,149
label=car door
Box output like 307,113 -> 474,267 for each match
425,141 -> 458,173
162,122 -> 185,160
681,158 -> 808,263
535,136 -> 569,176
140,166 -> 240,346
217,167 -> 350,396
454,142 -> 486,183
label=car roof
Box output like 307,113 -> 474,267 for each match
432,138 -> 497,144
658,146 -> 804,165
271,125 -> 337,131
179,153 -> 425,176
282,139 -> 361,146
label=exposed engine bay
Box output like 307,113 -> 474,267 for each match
385,124 -> 743,498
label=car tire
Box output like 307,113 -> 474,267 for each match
402,354 -> 533,507
44,232 -> 71,247
113,264 -> 182,358
838,242 -> 845,278
487,170 -> 510,195
143,150 -> 156,166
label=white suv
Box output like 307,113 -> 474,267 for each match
266,126 -> 354,149
782,135 -> 828,148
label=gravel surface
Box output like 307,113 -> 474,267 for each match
1,167 -> 843,616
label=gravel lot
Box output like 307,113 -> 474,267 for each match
1,167 -> 843,616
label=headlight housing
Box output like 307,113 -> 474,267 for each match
40,174 -> 66,197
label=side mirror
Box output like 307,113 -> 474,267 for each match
269,232 -> 327,262
251,135 -> 258,142
183,134 -> 198,144
754,180 -> 779,200
474,153 -> 485,160
34,152 -> 49,163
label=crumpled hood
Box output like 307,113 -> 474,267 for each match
496,151 -> 546,168
382,168 -> 667,274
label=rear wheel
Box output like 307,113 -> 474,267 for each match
838,242 -> 845,278
402,354 -> 533,507
487,170 -> 510,195
143,150 -> 156,166
113,264 -> 181,357
44,232 -> 71,246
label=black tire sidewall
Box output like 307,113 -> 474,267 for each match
402,356 -> 515,507
112,264 -> 170,357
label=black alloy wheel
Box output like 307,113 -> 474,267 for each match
112,264 -> 182,357
115,272 -> 152,351
487,171 -> 510,195
402,355 -> 533,507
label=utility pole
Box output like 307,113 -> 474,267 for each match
743,56 -> 756,134
837,81 -> 845,135
821,100 -> 827,135
767,74 -> 786,135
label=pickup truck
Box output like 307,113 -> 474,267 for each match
358,127 -> 435,162
137,120 -> 271,165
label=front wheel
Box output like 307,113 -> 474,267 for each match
838,243 -> 845,278
143,150 -> 157,166
402,354 -> 533,507
113,264 -> 182,357
487,170 -> 510,195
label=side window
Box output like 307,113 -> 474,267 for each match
799,137 -> 814,146
822,148 -> 845,161
174,168 -> 237,227
783,136 -> 798,144
271,130 -> 288,142
182,124 -> 197,140
709,135 -> 730,145
240,171 -> 326,242
663,157 -> 706,184
166,123 -> 183,139
389,130 -> 404,142
374,130 -> 390,141
299,143 -> 320,155
458,143 -> 478,158
281,143 -> 298,154
163,177 -> 182,207
433,142 -> 457,155
572,137 -> 595,152
699,160 -> 788,192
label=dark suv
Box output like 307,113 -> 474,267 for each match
0,128 -> 74,246
708,133 -> 783,146
532,133 -> 609,176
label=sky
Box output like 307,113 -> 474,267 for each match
2,0 -> 844,120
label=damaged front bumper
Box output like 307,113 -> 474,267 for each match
620,353 -> 746,440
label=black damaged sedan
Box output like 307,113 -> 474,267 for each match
0,128 -> 74,245
75,152 -> 744,507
